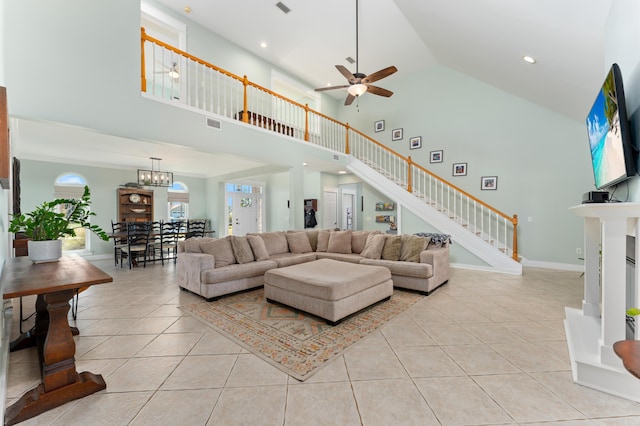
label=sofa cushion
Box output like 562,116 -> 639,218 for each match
247,235 -> 270,261
360,258 -> 433,279
269,252 -> 317,267
315,252 -> 363,264
360,234 -> 386,259
201,260 -> 277,284
316,230 -> 330,252
327,230 -> 352,254
285,231 -> 313,253
259,231 -> 289,255
381,235 -> 402,261
230,235 -> 255,264
201,237 -> 237,268
351,230 -> 372,254
400,235 -> 429,263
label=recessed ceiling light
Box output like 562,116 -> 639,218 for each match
326,83 -> 332,87
260,42 -> 267,48
338,171 -> 347,174
303,162 -> 307,166
522,55 -> 536,64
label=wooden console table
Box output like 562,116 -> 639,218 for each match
2,255 -> 113,425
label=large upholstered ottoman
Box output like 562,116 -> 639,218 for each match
263,258 -> 393,325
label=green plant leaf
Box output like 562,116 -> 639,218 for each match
626,307 -> 640,316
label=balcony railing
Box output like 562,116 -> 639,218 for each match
141,27 -> 519,261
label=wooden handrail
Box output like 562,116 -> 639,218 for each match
141,28 -> 519,260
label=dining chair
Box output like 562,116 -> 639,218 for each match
147,221 -> 162,262
111,220 -> 128,266
159,221 -> 180,265
186,219 -> 206,239
120,222 -> 151,269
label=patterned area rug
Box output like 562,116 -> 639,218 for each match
180,288 -> 423,381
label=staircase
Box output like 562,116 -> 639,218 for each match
141,28 -> 522,275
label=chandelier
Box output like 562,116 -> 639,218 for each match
137,157 -> 173,187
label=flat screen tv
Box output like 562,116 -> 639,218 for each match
586,63 -> 636,190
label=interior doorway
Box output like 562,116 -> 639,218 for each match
342,192 -> 355,230
323,189 -> 338,230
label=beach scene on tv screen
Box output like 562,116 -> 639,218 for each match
586,73 -> 626,188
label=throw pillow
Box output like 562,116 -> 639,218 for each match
327,230 -> 352,254
351,230 -> 372,254
259,231 -> 289,255
230,235 -> 255,264
247,235 -> 270,261
305,229 -> 319,252
381,235 -> 402,261
316,230 -> 331,252
184,237 -> 203,253
286,231 -> 313,253
201,237 -> 237,268
360,233 -> 386,259
399,235 -> 429,262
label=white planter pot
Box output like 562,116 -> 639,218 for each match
28,240 -> 62,263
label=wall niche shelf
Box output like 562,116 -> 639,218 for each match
117,188 -> 153,223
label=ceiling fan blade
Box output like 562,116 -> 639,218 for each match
366,85 -> 393,97
314,84 -> 350,92
344,94 -> 356,106
336,65 -> 356,83
362,66 -> 398,84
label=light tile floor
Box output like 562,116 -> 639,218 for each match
5,260 -> 640,425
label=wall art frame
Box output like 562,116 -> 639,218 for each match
409,136 -> 422,150
391,128 -> 403,141
374,120 -> 385,132
452,162 -> 467,176
481,176 -> 498,190
430,150 -> 443,163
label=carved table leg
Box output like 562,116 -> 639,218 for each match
4,289 -> 106,425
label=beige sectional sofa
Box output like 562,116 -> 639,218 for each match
177,229 -> 450,301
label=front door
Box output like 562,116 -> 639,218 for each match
231,193 -> 258,236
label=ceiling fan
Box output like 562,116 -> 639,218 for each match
314,0 -> 397,106
154,61 -> 180,81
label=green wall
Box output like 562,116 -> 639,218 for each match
18,159 -> 208,257
336,65 -> 591,266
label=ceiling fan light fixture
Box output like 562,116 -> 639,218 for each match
168,69 -> 180,78
348,83 -> 367,97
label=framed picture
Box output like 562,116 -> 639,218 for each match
430,150 -> 443,163
409,136 -> 422,150
374,120 -> 385,133
481,176 -> 498,190
391,128 -> 403,141
452,162 -> 467,176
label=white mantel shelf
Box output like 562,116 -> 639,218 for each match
567,202 -> 640,402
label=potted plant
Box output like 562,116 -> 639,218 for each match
9,185 -> 109,263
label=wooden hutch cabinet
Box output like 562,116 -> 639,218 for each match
117,188 -> 154,223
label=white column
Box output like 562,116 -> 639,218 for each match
599,217 -> 627,366
583,216 -> 601,316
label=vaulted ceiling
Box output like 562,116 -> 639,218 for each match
156,0 -> 614,122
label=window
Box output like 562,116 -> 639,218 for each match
54,173 -> 89,252
168,181 -> 189,220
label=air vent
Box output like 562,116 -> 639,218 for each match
333,154 -> 340,161
206,117 -> 221,130
276,2 -> 290,14
346,57 -> 355,64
